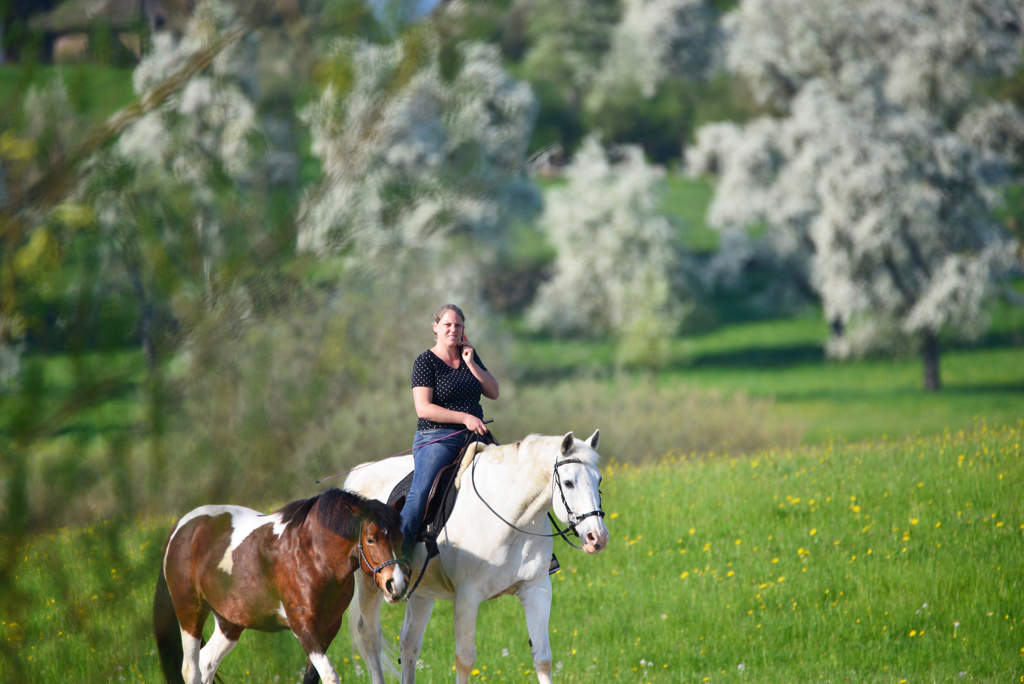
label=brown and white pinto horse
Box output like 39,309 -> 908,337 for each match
153,489 -> 405,684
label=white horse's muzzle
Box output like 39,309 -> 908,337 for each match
579,520 -> 609,554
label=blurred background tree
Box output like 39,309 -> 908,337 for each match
0,0 -> 1019,528
526,136 -> 691,367
687,0 -> 1024,390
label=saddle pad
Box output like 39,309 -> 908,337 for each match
455,440 -> 490,490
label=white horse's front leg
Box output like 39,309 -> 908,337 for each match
399,593 -> 434,684
518,580 -> 554,684
453,590 -> 482,684
350,571 -> 388,684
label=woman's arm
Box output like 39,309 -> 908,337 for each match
413,386 -> 488,434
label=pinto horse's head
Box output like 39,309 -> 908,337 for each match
358,517 -> 406,602
551,430 -> 610,554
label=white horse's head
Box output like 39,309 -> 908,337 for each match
550,430 -> 610,554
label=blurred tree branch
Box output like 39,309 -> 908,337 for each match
0,15 -> 250,679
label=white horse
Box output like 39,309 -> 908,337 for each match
343,431 -> 610,684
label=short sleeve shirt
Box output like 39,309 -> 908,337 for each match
412,350 -> 488,431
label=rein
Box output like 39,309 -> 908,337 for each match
469,448 -> 605,549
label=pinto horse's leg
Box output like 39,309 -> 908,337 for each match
452,589 -> 483,684
179,626 -> 203,684
199,615 -> 242,684
300,613 -> 345,684
304,651 -> 341,684
291,616 -> 343,684
176,601 -> 210,684
517,582 -> 555,684
349,571 -> 389,684
399,593 -> 434,684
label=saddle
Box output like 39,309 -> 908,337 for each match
387,432 -> 497,559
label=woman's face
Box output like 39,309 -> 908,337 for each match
434,311 -> 465,347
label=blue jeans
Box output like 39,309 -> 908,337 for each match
400,429 -> 466,557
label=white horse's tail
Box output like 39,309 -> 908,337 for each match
349,580 -> 401,681
379,633 -> 400,680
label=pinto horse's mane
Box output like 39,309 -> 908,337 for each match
274,488 -> 401,539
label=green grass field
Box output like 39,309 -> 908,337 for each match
661,175 -> 720,252
513,313 -> 1024,445
3,421 -> 1021,682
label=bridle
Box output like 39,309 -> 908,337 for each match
357,533 -> 402,587
552,456 -> 606,533
471,450 -> 605,550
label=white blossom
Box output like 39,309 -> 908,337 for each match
725,0 -> 1024,115
690,0 -> 1023,381
589,0 -> 720,107
297,37 -> 539,266
528,137 -> 687,366
119,3 -> 262,185
957,100 -> 1024,177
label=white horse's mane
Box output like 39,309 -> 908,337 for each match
521,433 -> 601,466
456,434 -> 600,488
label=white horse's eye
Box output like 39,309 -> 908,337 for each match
564,481 -> 574,489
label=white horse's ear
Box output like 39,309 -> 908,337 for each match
560,432 -> 575,456
585,429 -> 600,450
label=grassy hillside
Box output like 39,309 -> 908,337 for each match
4,421 -> 1021,682
513,311 -> 1024,445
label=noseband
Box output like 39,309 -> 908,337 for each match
358,537 -> 401,586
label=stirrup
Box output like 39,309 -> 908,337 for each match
548,553 -> 560,575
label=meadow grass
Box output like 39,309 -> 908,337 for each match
661,175 -> 719,252
4,421 -> 1021,683
513,314 -> 1024,446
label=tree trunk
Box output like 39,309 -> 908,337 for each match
921,330 -> 941,392
830,316 -> 845,339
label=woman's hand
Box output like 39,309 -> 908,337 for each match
461,334 -> 499,400
463,413 -> 488,435
460,337 -> 476,367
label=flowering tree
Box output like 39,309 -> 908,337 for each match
518,0 -> 619,115
688,0 -> 1024,390
82,1 -> 266,370
588,0 -> 720,107
527,136 -> 688,368
297,32 -> 539,267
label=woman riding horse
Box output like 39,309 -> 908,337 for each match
402,304 -> 499,564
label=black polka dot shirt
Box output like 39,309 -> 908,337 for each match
412,350 -> 487,431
